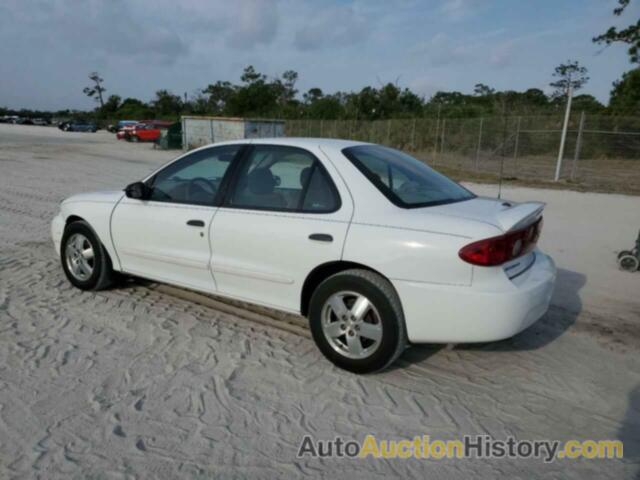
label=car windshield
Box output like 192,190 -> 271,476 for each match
342,145 -> 475,208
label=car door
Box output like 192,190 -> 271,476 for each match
210,144 -> 353,312
111,144 -> 243,292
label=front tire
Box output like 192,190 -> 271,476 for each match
309,269 -> 407,373
61,221 -> 115,290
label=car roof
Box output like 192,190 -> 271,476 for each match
206,137 -> 372,150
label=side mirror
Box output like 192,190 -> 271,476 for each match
125,181 -> 150,200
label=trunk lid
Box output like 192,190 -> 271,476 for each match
428,196 -> 544,233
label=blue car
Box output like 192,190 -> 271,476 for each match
59,121 -> 97,132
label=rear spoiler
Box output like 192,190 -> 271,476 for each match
497,202 -> 545,232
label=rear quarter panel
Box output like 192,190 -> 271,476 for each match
342,223 -> 473,286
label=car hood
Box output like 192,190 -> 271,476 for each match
62,190 -> 125,205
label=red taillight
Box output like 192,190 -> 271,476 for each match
459,217 -> 543,266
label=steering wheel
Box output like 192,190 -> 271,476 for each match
186,177 -> 216,202
397,180 -> 423,194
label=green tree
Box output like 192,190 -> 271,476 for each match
202,81 -> 235,114
594,0 -> 640,63
100,95 -> 121,117
609,68 -> 640,114
117,98 -> 152,119
550,60 -> 589,97
473,83 -> 495,96
571,94 -> 605,113
152,90 -> 183,117
83,72 -> 106,108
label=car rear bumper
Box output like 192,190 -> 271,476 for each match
394,250 -> 556,343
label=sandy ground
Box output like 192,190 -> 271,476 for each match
0,124 -> 639,478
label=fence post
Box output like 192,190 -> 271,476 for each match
440,119 -> 446,156
433,105 -> 441,160
513,116 -> 521,174
571,111 -> 585,181
475,117 -> 483,170
411,118 -> 417,151
554,85 -> 574,181
386,120 -> 391,145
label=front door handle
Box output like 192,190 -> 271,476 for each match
309,233 -> 333,242
187,219 -> 205,227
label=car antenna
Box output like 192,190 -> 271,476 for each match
497,155 -> 505,200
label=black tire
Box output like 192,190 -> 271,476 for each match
309,269 -> 407,374
60,220 -> 115,290
618,254 -> 639,272
617,250 -> 633,260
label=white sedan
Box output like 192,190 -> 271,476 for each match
51,138 -> 556,373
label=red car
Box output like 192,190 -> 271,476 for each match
116,123 -> 140,140
127,123 -> 161,142
126,120 -> 173,142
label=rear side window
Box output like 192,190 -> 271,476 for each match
343,145 -> 475,208
227,145 -> 340,213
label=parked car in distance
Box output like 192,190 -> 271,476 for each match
116,123 -> 140,140
127,123 -> 162,142
32,118 -> 49,126
51,138 -> 556,373
109,120 -> 139,133
59,121 -> 97,132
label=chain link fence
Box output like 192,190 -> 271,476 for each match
285,114 -> 640,194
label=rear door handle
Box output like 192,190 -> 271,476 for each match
309,233 -> 333,242
187,219 -> 205,227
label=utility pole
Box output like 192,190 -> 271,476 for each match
571,111 -> 586,181
554,84 -> 574,181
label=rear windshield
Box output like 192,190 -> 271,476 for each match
342,145 -> 475,208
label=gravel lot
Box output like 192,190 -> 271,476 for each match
0,125 -> 639,478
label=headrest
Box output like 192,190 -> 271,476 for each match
248,168 -> 277,195
300,166 -> 313,187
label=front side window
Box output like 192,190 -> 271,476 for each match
342,145 -> 475,208
227,145 -> 340,212
148,145 -> 241,205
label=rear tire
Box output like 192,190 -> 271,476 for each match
309,269 -> 407,373
618,254 -> 639,272
617,250 -> 633,260
61,221 -> 115,290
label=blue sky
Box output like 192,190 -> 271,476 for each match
0,0 -> 636,110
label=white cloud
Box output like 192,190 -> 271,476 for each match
489,41 -> 516,68
439,0 -> 479,20
413,33 -> 471,67
0,0 -> 629,109
294,5 -> 367,51
227,0 -> 279,48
